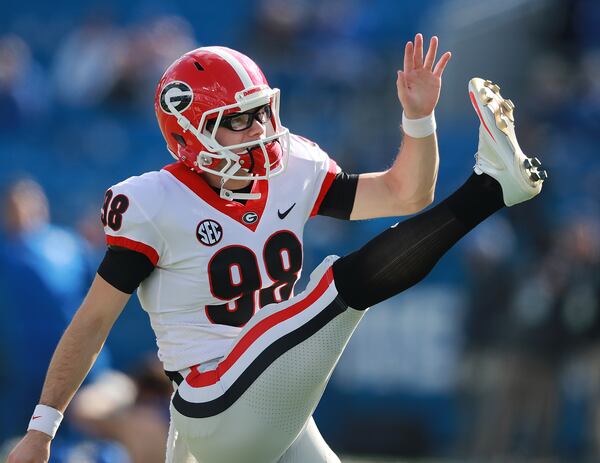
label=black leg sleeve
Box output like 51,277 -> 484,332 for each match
332,173 -> 505,310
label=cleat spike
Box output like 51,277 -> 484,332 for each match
494,112 -> 509,133
538,170 -> 548,181
531,157 -> 542,168
530,172 -> 541,182
484,80 -> 501,94
523,158 -> 532,169
479,88 -> 493,104
501,100 -> 515,122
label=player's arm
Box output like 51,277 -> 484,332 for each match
350,33 -> 451,220
351,134 -> 439,218
7,274 -> 130,463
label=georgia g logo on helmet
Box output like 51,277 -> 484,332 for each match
160,81 -> 193,115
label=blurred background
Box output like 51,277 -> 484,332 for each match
0,0 -> 599,461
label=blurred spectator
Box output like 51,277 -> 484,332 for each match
462,216 -> 600,460
104,16 -> 195,112
461,215 -> 518,349
70,357 -> 172,463
0,34 -> 50,131
511,218 -> 600,357
0,177 -> 112,442
51,13 -> 195,113
52,13 -> 124,109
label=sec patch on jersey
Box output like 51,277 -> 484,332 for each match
196,219 -> 224,246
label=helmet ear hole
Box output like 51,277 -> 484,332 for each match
171,132 -> 187,147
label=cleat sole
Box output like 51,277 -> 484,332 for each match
478,80 -> 514,137
469,77 -> 547,205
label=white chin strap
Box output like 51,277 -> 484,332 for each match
219,187 -> 261,201
218,161 -> 261,201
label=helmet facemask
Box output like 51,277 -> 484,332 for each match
164,84 -> 290,201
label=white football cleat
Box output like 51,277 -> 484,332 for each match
468,78 -> 547,206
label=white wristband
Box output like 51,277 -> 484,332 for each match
27,404 -> 63,439
401,111 -> 436,138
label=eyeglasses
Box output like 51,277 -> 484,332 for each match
206,104 -> 272,132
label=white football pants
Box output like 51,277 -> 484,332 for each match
166,256 -> 364,463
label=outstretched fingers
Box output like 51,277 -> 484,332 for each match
402,34 -> 451,80
433,51 -> 452,78
413,33 -> 424,69
423,36 -> 438,71
403,40 -> 414,73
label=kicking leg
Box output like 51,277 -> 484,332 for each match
333,78 -> 546,309
333,172 -> 504,309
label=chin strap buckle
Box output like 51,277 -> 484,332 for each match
219,186 -> 261,201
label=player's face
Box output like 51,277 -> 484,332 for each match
215,119 -> 266,153
199,114 -> 265,187
212,105 -> 269,153
201,104 -> 273,187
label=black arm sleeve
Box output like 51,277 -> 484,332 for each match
317,172 -> 359,219
97,246 -> 156,294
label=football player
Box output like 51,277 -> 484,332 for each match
8,34 -> 545,463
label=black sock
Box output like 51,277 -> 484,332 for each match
332,173 -> 505,310
445,172 -> 505,229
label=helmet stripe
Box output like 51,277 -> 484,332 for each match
203,46 -> 254,88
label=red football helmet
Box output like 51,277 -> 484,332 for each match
155,46 -> 290,200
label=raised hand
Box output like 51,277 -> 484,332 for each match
397,33 -> 452,119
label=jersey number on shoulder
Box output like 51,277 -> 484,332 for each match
206,231 -> 302,327
101,189 -> 130,231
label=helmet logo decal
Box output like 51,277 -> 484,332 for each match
196,219 -> 223,246
160,81 -> 193,114
242,87 -> 261,97
242,212 -> 258,224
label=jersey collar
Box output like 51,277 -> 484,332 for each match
163,163 -> 268,231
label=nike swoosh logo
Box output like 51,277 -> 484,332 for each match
32,416 -> 42,420
278,203 -> 296,220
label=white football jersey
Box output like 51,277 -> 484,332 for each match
102,135 -> 340,371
